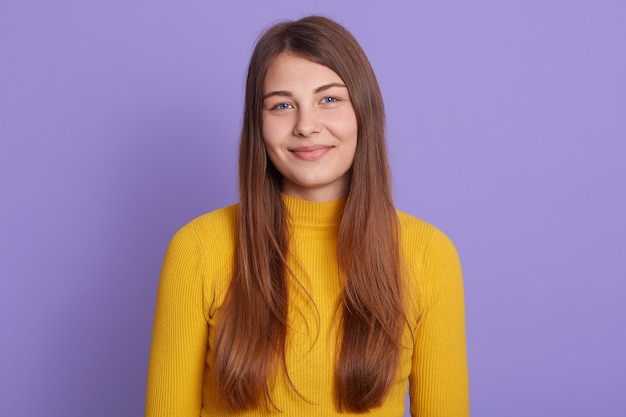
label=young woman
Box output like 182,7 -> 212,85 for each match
146,16 -> 469,417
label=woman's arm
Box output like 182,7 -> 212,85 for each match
145,225 -> 208,417
410,229 -> 469,417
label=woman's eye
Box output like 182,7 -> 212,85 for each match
273,103 -> 293,110
321,96 -> 338,104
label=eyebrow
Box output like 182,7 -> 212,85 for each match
263,82 -> 347,100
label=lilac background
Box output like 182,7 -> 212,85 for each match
1,1 -> 625,416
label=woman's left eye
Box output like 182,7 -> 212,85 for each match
321,96 -> 338,104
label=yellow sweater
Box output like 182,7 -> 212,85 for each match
146,195 -> 469,417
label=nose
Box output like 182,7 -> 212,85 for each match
293,107 -> 321,137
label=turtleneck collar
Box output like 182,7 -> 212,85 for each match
281,194 -> 346,228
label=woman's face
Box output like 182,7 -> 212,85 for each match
262,52 -> 358,202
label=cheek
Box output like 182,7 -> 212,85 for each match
261,122 -> 276,156
329,112 -> 358,143
261,115 -> 288,148
261,115 -> 271,143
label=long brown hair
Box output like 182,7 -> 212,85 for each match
213,15 -> 406,413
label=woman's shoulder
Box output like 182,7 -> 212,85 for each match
187,203 -> 237,231
396,211 -> 463,317
160,205 -> 238,322
395,210 -> 461,276
396,210 -> 456,251
169,204 -> 238,254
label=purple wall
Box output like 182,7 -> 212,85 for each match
1,1 -> 624,416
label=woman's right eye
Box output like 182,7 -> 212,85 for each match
273,103 -> 293,110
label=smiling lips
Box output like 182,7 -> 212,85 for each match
290,145 -> 333,161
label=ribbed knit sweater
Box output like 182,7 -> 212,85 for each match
146,195 -> 468,416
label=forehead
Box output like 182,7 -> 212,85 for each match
263,52 -> 345,91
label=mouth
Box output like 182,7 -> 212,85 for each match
290,145 -> 333,161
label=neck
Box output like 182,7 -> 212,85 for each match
281,194 -> 345,227
280,181 -> 348,202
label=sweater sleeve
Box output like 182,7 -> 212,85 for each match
145,223 -> 208,417
409,229 -> 469,417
